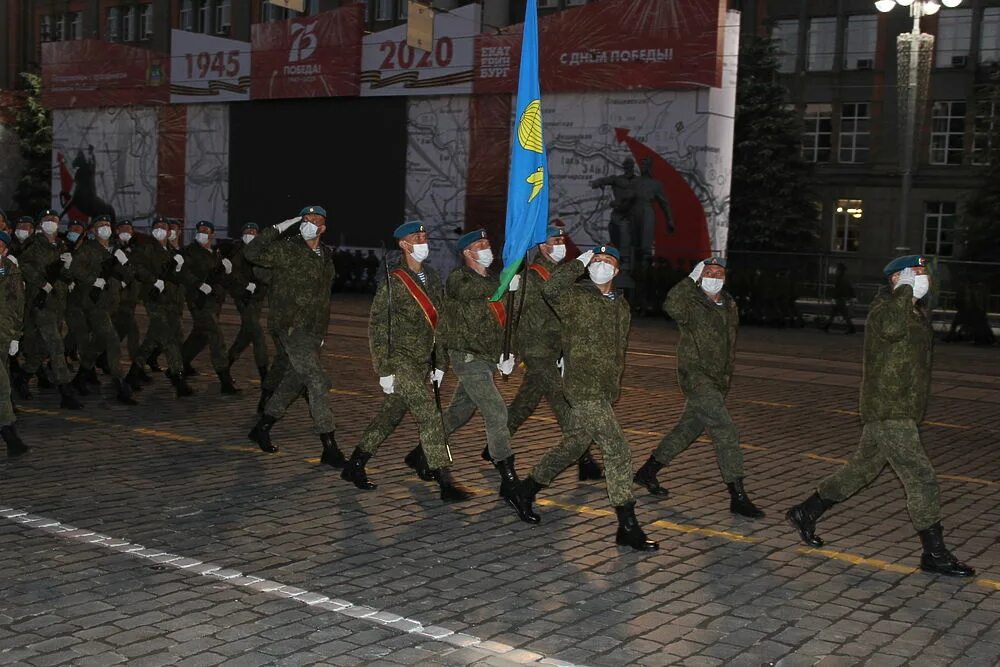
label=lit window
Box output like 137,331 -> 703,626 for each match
972,100 -> 997,166
216,0 -> 231,34
923,202 -> 956,257
771,19 -> 799,73
107,8 -> 121,42
140,5 -> 153,40
935,8 -> 972,68
832,199 -> 863,253
802,104 -> 833,163
930,101 -> 966,165
981,8 -> 1000,64
181,0 -> 194,31
807,17 -> 836,71
843,15 -> 876,70
839,103 -> 870,164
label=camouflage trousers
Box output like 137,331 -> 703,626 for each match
137,300 -> 184,376
20,307 -> 72,385
507,355 -> 572,435
442,351 -> 513,462
181,300 -> 228,373
358,365 -> 451,470
64,302 -> 87,361
261,327 -> 285,393
817,419 -> 941,531
227,298 -> 269,370
1,342 -> 14,427
653,386 -> 744,483
531,400 -> 634,507
264,328 -> 336,434
79,305 -> 123,379
113,302 -> 141,364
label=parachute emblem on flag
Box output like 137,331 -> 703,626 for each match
517,100 -> 544,153
526,167 -> 545,203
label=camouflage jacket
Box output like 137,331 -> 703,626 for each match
179,242 -> 226,305
131,241 -> 186,307
68,239 -> 130,313
243,225 -> 336,338
369,261 -> 447,376
542,260 -> 630,403
114,239 -> 145,308
514,256 -> 563,362
18,235 -> 70,315
444,265 -> 506,364
860,285 -> 932,423
0,255 -> 25,343
663,277 -> 738,395
224,240 -> 269,302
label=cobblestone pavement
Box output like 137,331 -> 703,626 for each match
1,295 -> 998,667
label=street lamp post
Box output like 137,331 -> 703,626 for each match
875,0 -> 963,252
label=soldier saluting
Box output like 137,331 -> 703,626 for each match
787,256 -> 974,577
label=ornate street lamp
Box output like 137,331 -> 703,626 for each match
875,0 -> 963,251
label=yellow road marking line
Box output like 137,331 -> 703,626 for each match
804,453 -> 848,465
976,578 -> 1000,590
626,350 -> 676,359
740,399 -> 799,408
132,428 -> 205,444
798,547 -> 917,575
330,389 -> 365,397
924,421 -> 972,430
939,474 -> 1000,488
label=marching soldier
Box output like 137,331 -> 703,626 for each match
787,256 -> 975,577
225,223 -> 270,380
633,258 -> 765,518
179,221 -> 239,394
145,219 -> 185,373
0,231 -> 28,457
500,225 -> 603,480
341,222 -> 472,501
11,216 -> 34,255
517,245 -> 658,550
113,220 -> 150,388
245,207 -> 345,466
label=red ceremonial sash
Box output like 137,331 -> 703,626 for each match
488,300 -> 507,328
391,269 -> 439,330
528,263 -> 551,281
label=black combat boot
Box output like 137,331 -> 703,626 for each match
727,478 -> 765,518
256,388 -> 273,414
13,369 -> 32,400
217,370 -> 240,395
614,502 -> 658,551
147,353 -> 163,373
134,363 -> 153,384
918,523 -> 976,577
97,352 -> 112,376
125,363 -> 145,391
58,384 -> 83,410
404,444 -> 434,481
71,370 -> 91,396
481,444 -> 492,463
633,455 -> 670,497
786,492 -> 836,547
257,365 -> 269,381
113,377 -> 138,406
84,367 -> 101,386
183,362 -> 199,376
431,467 -> 475,502
1,424 -> 29,457
168,371 -> 195,398
341,448 -> 377,490
36,369 -> 53,389
578,448 -> 604,481
319,432 -> 346,468
495,457 -> 539,523
248,415 -> 278,453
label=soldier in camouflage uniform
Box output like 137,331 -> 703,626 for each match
499,225 -> 603,480
178,221 -> 239,394
133,216 -> 193,397
11,216 -> 34,256
15,210 -> 82,409
633,257 -> 765,518
245,207 -> 345,466
518,245 -> 658,551
788,255 -> 975,577
67,216 -> 137,405
112,220 -> 150,389
224,223 -> 270,380
0,231 -> 29,457
341,221 -> 473,501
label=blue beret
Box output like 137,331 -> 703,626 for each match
242,222 -> 259,232
196,220 -> 215,232
457,228 -> 489,252
593,244 -> 621,261
394,221 -> 426,239
299,205 -> 327,218
883,254 -> 927,276
546,226 -> 566,239
0,231 -> 10,246
704,256 -> 727,268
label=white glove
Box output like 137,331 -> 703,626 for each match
173,254 -> 185,271
198,283 -> 212,295
556,356 -> 565,377
895,267 -> 916,290
246,282 -> 257,294
430,368 -> 445,387
221,258 -> 232,274
154,279 -> 165,292
8,340 -> 18,356
42,282 -> 53,294
275,216 -> 301,233
93,278 -> 106,289
497,354 -> 516,376
688,260 -> 706,282
120,280 -> 127,288
509,274 -> 521,292
379,375 -> 395,394
60,253 -> 72,268
576,249 -> 595,266
6,256 -> 16,266
114,249 -> 128,265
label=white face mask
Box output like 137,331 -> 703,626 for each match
195,232 -> 210,245
549,245 -> 566,262
588,262 -> 616,285
15,229 -> 30,241
118,232 -> 132,244
912,275 -> 930,300
700,277 -> 724,295
475,248 -> 493,267
168,230 -> 178,241
409,242 -> 429,262
300,221 -> 319,241
152,228 -> 167,241
96,226 -> 112,240
41,220 -> 59,236
242,234 -> 255,245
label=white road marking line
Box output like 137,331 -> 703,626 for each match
0,506 -> 581,667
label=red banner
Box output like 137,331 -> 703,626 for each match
475,0 -> 726,94
41,40 -> 169,109
251,5 -> 363,100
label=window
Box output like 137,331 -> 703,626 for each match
982,8 -> 1000,63
771,19 -> 799,73
70,12 -> 82,40
973,100 -> 997,166
807,17 -> 836,71
537,0 -> 558,6
53,14 -> 65,41
844,15 -> 876,70
930,101 -> 966,165
376,0 -> 393,20
832,199 -> 863,253
107,8 -> 121,41
215,0 -> 231,34
802,104 -> 833,163
40,15 -> 52,42
839,103 -> 870,163
399,0 -> 409,19
181,0 -> 194,31
140,5 -> 153,40
566,0 -> 588,5
123,6 -> 137,41
935,8 -> 972,68
923,202 -> 956,257
198,0 -> 211,34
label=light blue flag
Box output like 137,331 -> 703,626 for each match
490,0 -> 548,301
